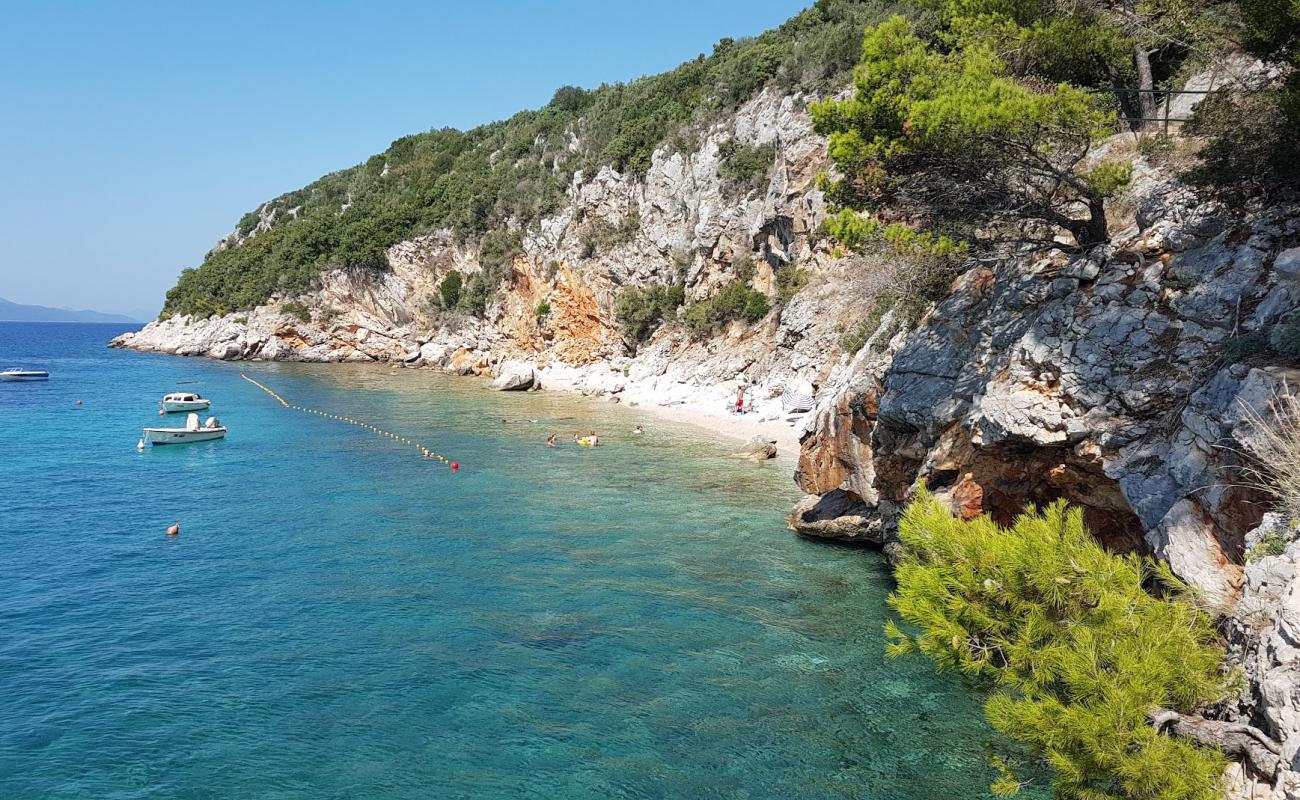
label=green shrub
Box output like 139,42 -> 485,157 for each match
888,492 -> 1232,800
1184,88 -> 1300,199
682,279 -> 771,337
1138,133 -> 1177,162
578,212 -> 640,259
716,140 -> 777,195
1275,318 -> 1300,360
479,229 -> 522,270
535,300 -> 551,318
743,290 -> 770,320
614,284 -> 685,341
458,268 -> 502,317
438,270 -> 463,308
1248,531 -> 1290,561
237,211 -> 261,237
775,265 -> 810,304
1222,330 -> 1270,362
840,296 -> 896,353
280,301 -> 312,324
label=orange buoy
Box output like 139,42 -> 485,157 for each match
166,523 -> 180,537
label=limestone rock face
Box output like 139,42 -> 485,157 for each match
798,179 -> 1300,608
112,88 -> 842,418
1225,515 -> 1300,798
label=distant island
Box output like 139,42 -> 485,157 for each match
0,296 -> 142,323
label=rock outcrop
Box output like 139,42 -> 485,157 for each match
790,159 -> 1300,792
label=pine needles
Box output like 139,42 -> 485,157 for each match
887,492 -> 1233,800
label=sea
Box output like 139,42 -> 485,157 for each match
0,321 -> 1026,799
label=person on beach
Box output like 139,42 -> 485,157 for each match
734,385 -> 745,415
547,434 -> 557,447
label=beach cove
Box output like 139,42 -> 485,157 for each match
0,323 -> 1024,798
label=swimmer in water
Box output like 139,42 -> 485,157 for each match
633,424 -> 644,435
547,434 -> 557,447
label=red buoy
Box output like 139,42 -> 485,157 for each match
450,462 -> 460,471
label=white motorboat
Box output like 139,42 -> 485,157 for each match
160,392 -> 211,413
0,368 -> 49,381
143,413 -> 227,445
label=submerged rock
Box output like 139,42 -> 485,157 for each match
735,435 -> 777,460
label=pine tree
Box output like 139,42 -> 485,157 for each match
811,15 -> 1131,249
886,492 -> 1232,799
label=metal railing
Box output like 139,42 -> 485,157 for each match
1095,87 -> 1216,133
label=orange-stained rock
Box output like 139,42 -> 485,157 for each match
949,473 -> 984,520
493,256 -> 621,366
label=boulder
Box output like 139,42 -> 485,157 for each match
446,348 -> 477,376
735,434 -> 777,460
258,336 -> 293,361
208,341 -> 242,360
786,490 -> 882,543
493,362 -> 536,391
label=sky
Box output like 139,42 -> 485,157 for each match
0,0 -> 810,320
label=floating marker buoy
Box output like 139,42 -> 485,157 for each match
76,399 -> 83,405
158,409 -> 165,416
450,462 -> 460,471
166,523 -> 180,537
137,438 -> 145,451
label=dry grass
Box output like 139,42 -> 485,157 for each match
1239,385 -> 1300,523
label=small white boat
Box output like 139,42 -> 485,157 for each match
160,392 -> 211,413
0,368 -> 49,381
143,413 -> 227,445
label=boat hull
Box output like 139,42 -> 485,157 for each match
0,372 -> 49,381
161,401 -> 211,413
143,427 -> 227,445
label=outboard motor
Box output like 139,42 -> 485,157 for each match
186,413 -> 201,431
204,417 -> 220,429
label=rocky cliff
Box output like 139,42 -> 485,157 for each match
788,153 -> 1300,793
113,89 -> 872,418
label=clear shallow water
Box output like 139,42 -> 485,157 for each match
0,322 -> 1017,799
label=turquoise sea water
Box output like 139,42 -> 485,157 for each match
0,322 -> 1016,799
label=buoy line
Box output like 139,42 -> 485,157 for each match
240,372 -> 460,470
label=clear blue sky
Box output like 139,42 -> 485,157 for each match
0,0 -> 809,319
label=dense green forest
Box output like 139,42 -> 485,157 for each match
162,0 -> 912,317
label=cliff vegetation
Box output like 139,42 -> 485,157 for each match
161,0 -> 912,318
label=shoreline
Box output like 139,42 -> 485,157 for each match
111,332 -> 810,466
546,377 -> 803,464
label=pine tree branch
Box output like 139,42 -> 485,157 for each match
1149,709 -> 1283,778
